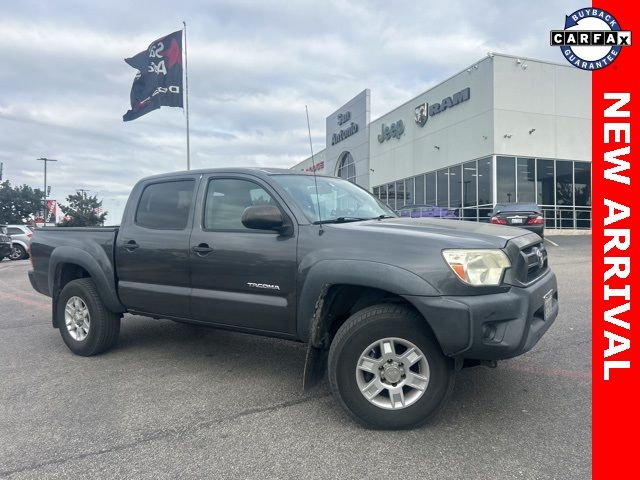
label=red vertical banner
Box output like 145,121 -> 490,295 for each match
592,2 -> 639,478
46,199 -> 57,224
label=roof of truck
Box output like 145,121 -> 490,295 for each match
139,167 -> 325,182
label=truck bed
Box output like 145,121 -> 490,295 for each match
30,226 -> 119,298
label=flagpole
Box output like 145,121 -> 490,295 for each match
183,20 -> 191,170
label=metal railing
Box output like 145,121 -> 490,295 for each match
539,206 -> 591,230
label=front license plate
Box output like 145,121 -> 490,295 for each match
510,218 -> 523,224
543,290 -> 554,320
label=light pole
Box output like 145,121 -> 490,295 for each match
37,158 -> 58,225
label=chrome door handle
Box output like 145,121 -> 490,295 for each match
192,244 -> 214,255
124,240 -> 139,251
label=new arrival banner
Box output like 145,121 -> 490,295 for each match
579,2 -> 640,478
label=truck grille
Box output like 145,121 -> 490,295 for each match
517,242 -> 548,284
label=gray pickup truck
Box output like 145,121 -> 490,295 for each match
28,168 -> 558,428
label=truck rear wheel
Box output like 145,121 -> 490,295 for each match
57,278 -> 120,356
328,304 -> 454,429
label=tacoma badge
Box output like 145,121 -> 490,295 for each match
247,282 -> 280,291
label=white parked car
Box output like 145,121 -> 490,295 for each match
6,225 -> 33,260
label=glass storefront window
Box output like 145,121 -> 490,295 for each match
387,182 -> 395,210
405,177 -> 415,207
479,207 -> 492,223
537,159 -> 554,205
574,162 -> 591,206
337,152 -> 356,183
462,161 -> 477,207
540,206 -> 556,228
426,172 -> 436,205
496,156 -> 516,203
415,175 -> 425,204
576,209 -> 591,229
556,160 -> 573,205
477,157 -> 492,205
372,156 -> 590,229
558,206 -> 574,228
379,185 -> 388,204
449,165 -> 462,208
516,157 -> 535,202
462,207 -> 478,222
436,169 -> 448,207
395,180 -> 405,208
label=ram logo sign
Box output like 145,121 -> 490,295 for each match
415,87 -> 471,127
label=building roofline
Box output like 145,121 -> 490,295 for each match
294,52 -> 576,166
369,52 -> 577,125
370,54 -> 492,124
488,51 -> 576,69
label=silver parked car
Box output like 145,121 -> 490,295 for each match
6,225 -> 33,260
0,226 -> 12,261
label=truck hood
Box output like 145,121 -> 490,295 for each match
329,217 -> 528,249
298,217 -> 542,297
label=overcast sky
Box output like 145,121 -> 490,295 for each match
0,0 -> 583,223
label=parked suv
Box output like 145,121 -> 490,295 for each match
0,226 -> 12,260
6,224 -> 33,260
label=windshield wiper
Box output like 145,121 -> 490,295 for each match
313,216 -> 369,225
314,215 -> 395,224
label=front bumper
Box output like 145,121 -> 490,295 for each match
405,270 -> 558,360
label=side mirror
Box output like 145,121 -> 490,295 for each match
241,205 -> 285,231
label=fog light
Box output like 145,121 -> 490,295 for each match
482,323 -> 497,341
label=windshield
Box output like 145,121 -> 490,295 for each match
271,175 -> 396,223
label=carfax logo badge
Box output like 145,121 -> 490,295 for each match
550,7 -> 631,70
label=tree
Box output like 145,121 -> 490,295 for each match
0,180 -> 45,224
58,192 -> 108,227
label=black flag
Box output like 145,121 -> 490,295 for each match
123,30 -> 183,122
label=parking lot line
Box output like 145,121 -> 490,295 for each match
545,238 -> 560,247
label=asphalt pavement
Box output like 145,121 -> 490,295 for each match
0,236 -> 591,479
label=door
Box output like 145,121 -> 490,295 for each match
116,178 -> 197,318
189,175 -> 297,334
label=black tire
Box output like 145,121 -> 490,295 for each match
328,304 -> 454,429
9,244 -> 27,260
57,278 -> 121,356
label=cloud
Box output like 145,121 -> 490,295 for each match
0,0 -> 584,222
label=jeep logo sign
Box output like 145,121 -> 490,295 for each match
378,120 -> 405,143
415,87 -> 471,127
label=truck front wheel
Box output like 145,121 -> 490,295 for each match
57,278 -> 121,356
328,304 -> 454,429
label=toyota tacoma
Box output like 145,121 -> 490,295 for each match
28,168 -> 558,428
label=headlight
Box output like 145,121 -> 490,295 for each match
442,249 -> 511,286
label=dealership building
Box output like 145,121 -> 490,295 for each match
291,53 -> 592,229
